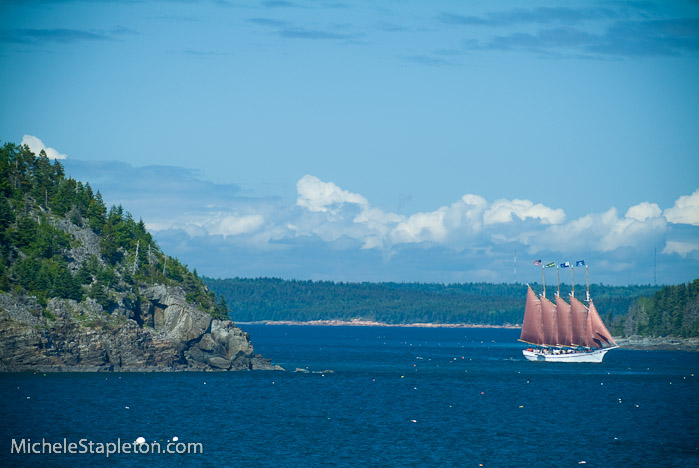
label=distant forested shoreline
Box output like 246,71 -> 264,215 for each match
612,279 -> 699,338
204,277 -> 690,335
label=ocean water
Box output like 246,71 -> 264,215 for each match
1,325 -> 697,467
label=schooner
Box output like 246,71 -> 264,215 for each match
519,261 -> 618,362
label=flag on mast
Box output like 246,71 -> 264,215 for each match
544,262 -> 556,268
576,260 -> 586,267
533,260 -> 542,266
560,261 -> 570,268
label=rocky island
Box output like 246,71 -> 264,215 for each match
0,142 -> 281,372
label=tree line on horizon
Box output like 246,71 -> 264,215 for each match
203,277 -> 677,330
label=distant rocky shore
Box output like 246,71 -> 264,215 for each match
615,336 -> 699,352
240,319 -> 520,328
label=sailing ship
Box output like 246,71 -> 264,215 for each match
519,261 -> 618,362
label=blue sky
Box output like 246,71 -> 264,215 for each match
2,0 -> 698,285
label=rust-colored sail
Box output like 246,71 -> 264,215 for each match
585,306 -> 594,347
519,285 -> 544,345
570,296 -> 590,347
521,284 -> 617,350
555,294 -> 573,346
541,295 -> 558,346
588,300 -> 617,348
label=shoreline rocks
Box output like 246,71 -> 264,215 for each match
615,336 -> 699,352
0,288 -> 284,372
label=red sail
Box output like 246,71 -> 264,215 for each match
555,295 -> 573,347
587,300 -> 617,348
570,296 -> 590,347
541,295 -> 558,346
585,307 -> 594,348
519,285 -> 544,345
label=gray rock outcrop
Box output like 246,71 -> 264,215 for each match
0,287 -> 283,372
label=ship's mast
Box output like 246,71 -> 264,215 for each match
585,264 -> 590,303
542,264 -> 546,298
556,264 -> 560,297
571,266 -> 575,298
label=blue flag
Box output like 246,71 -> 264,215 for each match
560,261 -> 570,268
576,260 -> 586,267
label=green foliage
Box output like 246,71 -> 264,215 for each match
9,216 -> 38,250
76,256 -> 99,285
0,265 -> 9,291
203,277 -> 661,326
87,192 -> 106,233
89,281 -> 114,310
0,140 -> 225,319
30,220 -> 71,258
612,279 -> 699,338
211,294 -> 230,320
13,256 -> 82,301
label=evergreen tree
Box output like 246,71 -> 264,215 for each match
212,294 -> 230,320
89,282 -> 111,310
87,191 -> 106,233
100,221 -> 122,265
53,262 -> 82,301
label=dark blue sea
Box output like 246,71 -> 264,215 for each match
1,326 -> 697,467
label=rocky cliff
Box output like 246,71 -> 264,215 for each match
0,143 -> 282,372
0,286 -> 282,371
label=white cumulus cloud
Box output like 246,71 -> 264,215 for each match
664,190 -> 699,226
391,208 -> 449,244
483,198 -> 565,225
626,202 -> 662,222
143,173 -> 688,266
663,240 -> 699,258
159,213 -> 266,239
599,206 -> 666,252
353,207 -> 404,249
526,201 -> 667,254
296,174 -> 368,213
293,176 -> 568,251
204,214 -> 265,238
388,194 -> 490,246
21,135 -> 68,159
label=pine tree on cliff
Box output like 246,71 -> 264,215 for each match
0,140 -> 229,319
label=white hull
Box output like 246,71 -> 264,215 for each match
522,347 -> 617,363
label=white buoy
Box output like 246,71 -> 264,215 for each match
135,437 -> 146,445
172,436 -> 179,442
